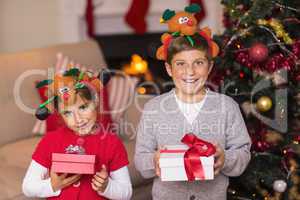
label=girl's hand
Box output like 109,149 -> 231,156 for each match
50,171 -> 81,192
213,143 -> 225,176
91,165 -> 109,192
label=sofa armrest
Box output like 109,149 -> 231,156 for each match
118,94 -> 154,187
120,94 -> 154,141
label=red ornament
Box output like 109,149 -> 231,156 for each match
236,51 -> 249,66
266,57 -> 277,72
253,140 -> 270,152
281,56 -> 295,71
239,72 -> 245,78
250,128 -> 272,152
265,53 -> 284,72
246,60 -> 254,69
249,42 -> 269,62
292,39 -> 300,58
252,138 -> 271,152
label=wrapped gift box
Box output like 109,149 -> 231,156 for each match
52,153 -> 96,174
159,145 -> 214,181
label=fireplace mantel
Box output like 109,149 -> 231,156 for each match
59,0 -> 224,43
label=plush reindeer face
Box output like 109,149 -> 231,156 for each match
156,4 -> 220,61
161,4 -> 201,36
52,75 -> 77,106
167,11 -> 198,36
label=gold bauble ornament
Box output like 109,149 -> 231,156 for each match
256,96 -> 272,112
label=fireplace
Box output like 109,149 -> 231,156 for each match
94,33 -> 170,81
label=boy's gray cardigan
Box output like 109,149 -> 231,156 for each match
134,89 -> 251,200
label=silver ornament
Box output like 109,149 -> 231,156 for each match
273,179 -> 287,193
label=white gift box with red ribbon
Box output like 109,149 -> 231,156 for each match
159,145 -> 214,181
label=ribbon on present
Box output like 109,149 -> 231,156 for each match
181,133 -> 216,181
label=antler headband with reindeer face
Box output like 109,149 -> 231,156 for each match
35,68 -> 112,121
156,3 -> 220,61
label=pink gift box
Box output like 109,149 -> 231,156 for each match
51,153 -> 96,174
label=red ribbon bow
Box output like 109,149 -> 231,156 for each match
181,133 -> 216,181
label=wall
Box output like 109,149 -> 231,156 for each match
0,0 -> 224,53
0,0 -> 62,53
94,0 -> 224,35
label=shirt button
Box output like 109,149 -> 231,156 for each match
190,195 -> 196,200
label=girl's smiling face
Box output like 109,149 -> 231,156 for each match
165,49 -> 213,102
58,93 -> 98,136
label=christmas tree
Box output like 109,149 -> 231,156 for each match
211,0 -> 300,199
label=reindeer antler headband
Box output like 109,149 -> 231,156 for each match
35,68 -> 111,120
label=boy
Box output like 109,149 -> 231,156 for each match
134,25 -> 251,200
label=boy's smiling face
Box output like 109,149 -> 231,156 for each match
165,49 -> 213,102
59,93 -> 98,136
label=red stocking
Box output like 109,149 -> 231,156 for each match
190,0 -> 206,24
85,0 -> 95,37
125,0 -> 205,34
125,0 -> 150,34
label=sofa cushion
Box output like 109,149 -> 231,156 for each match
107,75 -> 139,123
0,137 -> 40,200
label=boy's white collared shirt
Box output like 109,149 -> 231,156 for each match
174,91 -> 207,125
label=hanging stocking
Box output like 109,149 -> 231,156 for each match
125,0 -> 206,34
85,0 -> 95,37
190,0 -> 206,24
125,0 -> 150,34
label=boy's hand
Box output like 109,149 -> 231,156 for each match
50,171 -> 81,192
153,148 -> 163,177
213,143 -> 225,176
91,165 -> 109,193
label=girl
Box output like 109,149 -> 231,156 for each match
134,5 -> 251,200
22,55 -> 132,200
